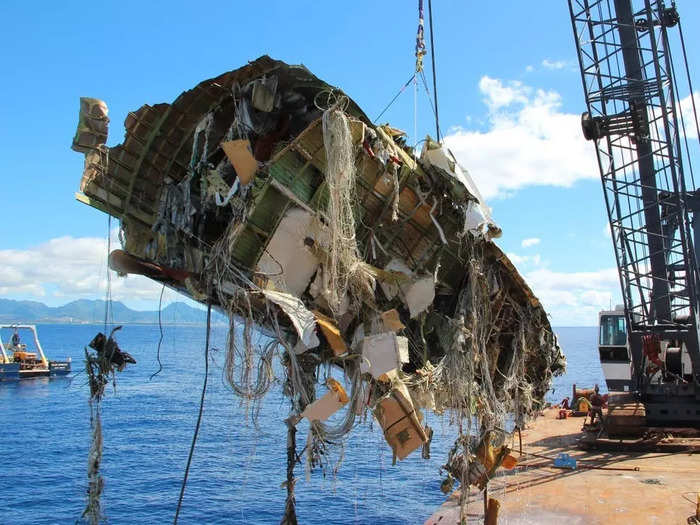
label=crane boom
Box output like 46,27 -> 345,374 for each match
569,0 -> 700,424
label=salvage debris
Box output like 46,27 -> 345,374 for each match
361,332 -> 409,379
88,328 -> 136,372
313,311 -> 348,356
72,55 -> 565,519
381,309 -> 405,332
221,139 -> 257,186
82,326 -> 136,525
374,381 -> 429,462
301,378 -> 349,422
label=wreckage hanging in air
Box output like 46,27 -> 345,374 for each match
72,56 -> 564,478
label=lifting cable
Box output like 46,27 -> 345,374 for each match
419,70 -> 440,132
414,0 -> 426,147
373,73 -> 416,124
427,0 -> 441,141
174,302 -> 212,524
373,0 -> 442,144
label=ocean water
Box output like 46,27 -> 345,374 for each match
0,324 -> 603,524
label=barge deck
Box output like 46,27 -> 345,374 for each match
426,407 -> 700,524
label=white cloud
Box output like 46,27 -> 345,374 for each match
603,223 -> 611,238
523,267 -> 620,325
500,250 -> 618,325
444,76 -> 598,199
0,235 -> 167,307
580,290 -> 612,306
506,252 -> 541,268
478,76 -> 530,112
1,234 -> 618,326
521,237 -> 540,248
525,65 -> 534,73
541,58 -> 568,70
679,91 -> 700,140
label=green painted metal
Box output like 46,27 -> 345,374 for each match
269,151 -> 322,205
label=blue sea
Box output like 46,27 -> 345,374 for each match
0,325 -> 603,524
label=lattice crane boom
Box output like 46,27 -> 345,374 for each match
569,0 -> 700,424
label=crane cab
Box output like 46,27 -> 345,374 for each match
598,307 -> 632,391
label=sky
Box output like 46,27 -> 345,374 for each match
0,0 -> 699,325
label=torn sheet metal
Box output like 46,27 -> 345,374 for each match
72,97 -> 109,154
301,378 -> 349,422
251,75 -> 279,112
420,138 -> 501,240
404,275 -> 435,319
263,289 -> 319,348
378,258 -> 412,300
381,309 -> 405,332
256,208 -> 321,297
221,139 -> 258,186
360,332 -> 409,379
313,311 -> 348,356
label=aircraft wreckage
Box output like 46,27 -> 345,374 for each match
72,55 -> 565,519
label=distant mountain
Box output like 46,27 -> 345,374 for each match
0,298 -> 224,324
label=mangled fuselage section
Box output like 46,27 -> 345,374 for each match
73,56 -> 564,490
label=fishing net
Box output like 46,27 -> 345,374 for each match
321,104 -> 375,316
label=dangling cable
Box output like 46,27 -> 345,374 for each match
150,284 -> 166,380
103,215 -> 112,332
173,302 -> 212,524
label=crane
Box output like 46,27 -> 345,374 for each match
569,0 -> 700,425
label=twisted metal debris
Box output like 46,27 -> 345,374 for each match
72,56 -> 565,520
81,327 -> 136,524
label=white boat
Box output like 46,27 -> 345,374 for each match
0,324 -> 71,381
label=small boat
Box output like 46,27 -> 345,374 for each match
0,324 -> 71,381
